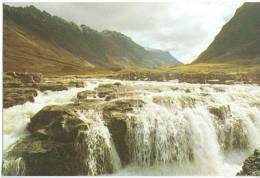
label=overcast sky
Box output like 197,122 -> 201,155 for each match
7,1 -> 247,63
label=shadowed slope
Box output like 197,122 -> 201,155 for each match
3,4 -> 180,74
195,2 -> 260,64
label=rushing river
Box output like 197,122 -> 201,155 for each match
3,79 -> 260,176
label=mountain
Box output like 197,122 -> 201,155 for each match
194,2 -> 260,64
3,4 -> 180,74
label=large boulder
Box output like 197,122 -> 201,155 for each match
27,105 -> 85,142
96,83 -> 133,100
3,136 -> 79,176
102,99 -> 144,165
4,103 -> 116,176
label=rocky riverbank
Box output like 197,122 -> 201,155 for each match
3,72 -> 85,108
3,82 -> 143,175
4,70 -> 260,109
115,70 -> 260,85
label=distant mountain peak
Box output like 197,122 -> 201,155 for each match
194,2 -> 260,64
3,4 -> 180,73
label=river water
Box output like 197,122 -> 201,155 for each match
3,79 -> 260,176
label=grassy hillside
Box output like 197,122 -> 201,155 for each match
3,4 -> 180,74
195,2 -> 260,64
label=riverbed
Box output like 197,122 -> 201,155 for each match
3,79 -> 260,176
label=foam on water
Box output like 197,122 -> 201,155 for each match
3,79 -> 260,176
74,110 -> 121,175
112,81 -> 260,176
3,86 -> 92,151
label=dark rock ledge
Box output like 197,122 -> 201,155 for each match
237,148 -> 260,176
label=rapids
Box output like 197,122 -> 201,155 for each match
3,79 -> 260,176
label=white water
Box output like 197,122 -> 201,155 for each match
74,110 -> 121,175
109,80 -> 260,176
3,79 -> 260,176
3,87 -> 88,151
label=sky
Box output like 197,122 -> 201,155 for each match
7,1 -> 247,63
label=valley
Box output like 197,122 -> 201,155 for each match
2,2 -> 260,176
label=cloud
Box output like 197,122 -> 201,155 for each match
6,1 -> 245,63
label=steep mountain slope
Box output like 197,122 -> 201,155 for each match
3,4 -> 180,74
195,2 -> 260,64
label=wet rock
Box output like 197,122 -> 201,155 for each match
153,96 -> 175,107
69,81 -> 85,87
3,97 -> 17,108
3,103 -> 116,176
3,72 -> 43,108
255,149 -> 260,156
107,91 -> 145,101
36,83 -> 68,91
3,88 -> 38,108
213,86 -> 226,92
97,88 -> 113,98
96,83 -> 133,99
237,148 -> 260,176
103,111 -> 136,166
77,90 -> 97,100
5,71 -> 18,78
18,73 -> 43,83
179,95 -> 197,108
104,113 -> 129,166
3,81 -> 24,88
102,98 -> 144,165
208,105 -> 231,121
3,136 -> 79,176
4,72 -> 43,84
27,105 -> 84,142
113,82 -> 122,86
103,99 -> 145,113
220,117 -> 249,150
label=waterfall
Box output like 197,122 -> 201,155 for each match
116,83 -> 260,175
2,79 -> 260,176
2,157 -> 26,176
3,87 -> 87,151
125,103 -> 224,174
74,110 -> 121,175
